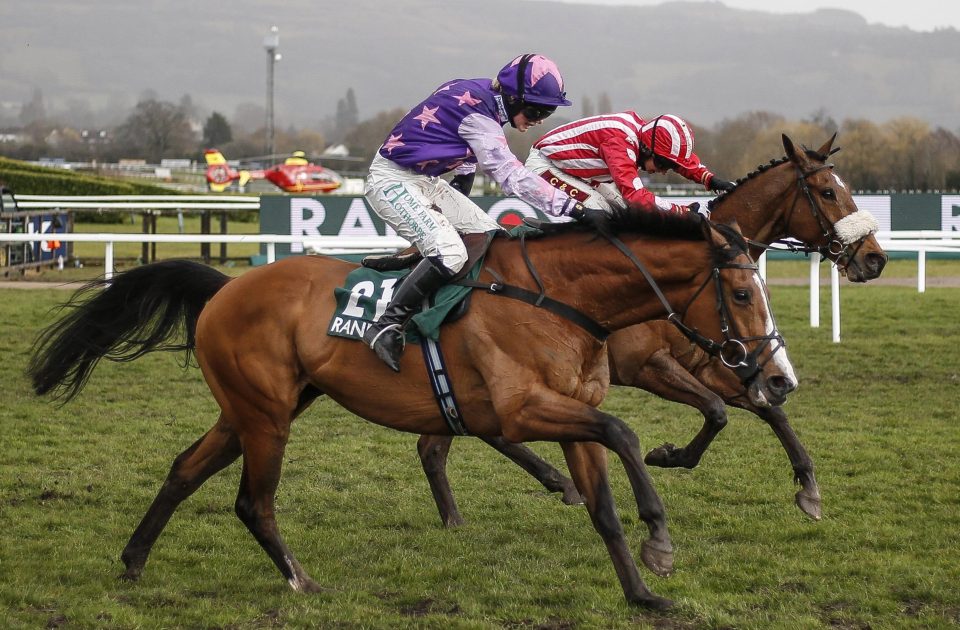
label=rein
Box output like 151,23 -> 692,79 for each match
454,225 -> 781,385
600,230 -> 782,384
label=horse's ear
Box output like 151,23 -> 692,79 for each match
816,132 -> 838,157
703,218 -> 725,248
782,134 -> 799,159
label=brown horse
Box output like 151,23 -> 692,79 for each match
28,211 -> 796,609
417,133 -> 888,527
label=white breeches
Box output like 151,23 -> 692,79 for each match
365,154 -> 501,273
525,148 -> 625,212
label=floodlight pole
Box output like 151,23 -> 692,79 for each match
264,25 -> 281,164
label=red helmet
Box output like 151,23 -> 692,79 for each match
496,54 -> 572,107
640,114 -> 698,170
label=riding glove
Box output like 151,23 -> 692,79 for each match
709,176 -> 736,193
568,202 -> 609,231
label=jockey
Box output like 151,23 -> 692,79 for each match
363,53 -> 583,372
526,112 -> 736,216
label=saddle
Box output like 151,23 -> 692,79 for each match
362,232 -> 496,324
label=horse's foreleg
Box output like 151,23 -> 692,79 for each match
560,442 -> 672,610
416,435 -> 464,528
757,406 -> 821,520
234,428 -> 326,593
620,352 -> 729,469
503,390 -> 673,582
120,417 -> 241,581
480,436 -> 582,505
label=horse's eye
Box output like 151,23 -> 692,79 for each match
733,289 -> 750,303
822,189 -> 836,200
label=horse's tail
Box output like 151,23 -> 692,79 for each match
27,260 -> 232,401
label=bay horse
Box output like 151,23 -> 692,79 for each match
28,211 -> 796,609
417,133 -> 888,526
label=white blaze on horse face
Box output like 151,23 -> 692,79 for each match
753,274 -> 798,386
832,172 -> 848,191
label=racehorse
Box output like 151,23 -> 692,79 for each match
416,133 -> 888,526
28,210 -> 796,609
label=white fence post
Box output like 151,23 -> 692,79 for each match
918,248 -> 926,293
758,251 -> 767,281
831,263 -> 841,343
104,241 -> 114,280
809,253 -> 820,328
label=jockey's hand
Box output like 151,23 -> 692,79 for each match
569,202 -> 609,231
710,176 -> 736,193
687,202 -> 711,220
449,172 -> 475,196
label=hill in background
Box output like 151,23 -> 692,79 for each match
2,0 -> 959,131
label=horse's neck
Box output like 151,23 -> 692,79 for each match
710,168 -> 793,255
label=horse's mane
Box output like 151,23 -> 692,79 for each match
710,221 -> 751,266
519,206 -> 705,241
708,146 -> 829,212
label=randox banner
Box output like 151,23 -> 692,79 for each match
258,193 -> 957,259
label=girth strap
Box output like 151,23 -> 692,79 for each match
420,335 -> 469,435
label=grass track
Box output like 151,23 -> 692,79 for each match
1,280 -> 958,628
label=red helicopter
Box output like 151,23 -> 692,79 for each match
204,149 -> 343,193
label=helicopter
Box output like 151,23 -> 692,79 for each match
204,149 -> 343,193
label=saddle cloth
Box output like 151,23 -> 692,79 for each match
327,231 -> 496,342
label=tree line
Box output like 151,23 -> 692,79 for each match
3,90 -> 959,192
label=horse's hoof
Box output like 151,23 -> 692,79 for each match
443,513 -> 466,528
644,443 -> 679,468
117,568 -> 141,582
640,540 -> 674,577
795,489 -> 822,521
289,576 -> 332,593
629,593 -> 675,610
560,483 -> 584,505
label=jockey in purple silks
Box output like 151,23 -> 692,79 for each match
363,54 -> 587,372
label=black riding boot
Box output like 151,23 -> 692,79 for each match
362,256 -> 453,372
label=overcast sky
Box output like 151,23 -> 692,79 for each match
533,0 -> 960,31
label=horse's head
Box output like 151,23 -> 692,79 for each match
711,134 -> 888,282
677,219 -> 798,407
779,134 -> 888,281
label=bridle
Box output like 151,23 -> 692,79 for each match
747,158 -> 871,273
597,229 -> 784,386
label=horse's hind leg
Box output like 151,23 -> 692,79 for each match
417,435 -> 465,528
121,416 -> 241,580
480,436 -> 581,504
234,426 -> 325,592
560,442 -> 673,610
417,434 -> 582,528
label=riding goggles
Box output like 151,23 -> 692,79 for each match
521,104 -> 557,122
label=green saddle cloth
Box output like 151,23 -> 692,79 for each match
328,261 -> 480,343
328,225 -> 544,343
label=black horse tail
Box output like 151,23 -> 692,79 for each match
27,260 -> 232,401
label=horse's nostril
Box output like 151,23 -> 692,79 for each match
866,252 -> 888,274
767,375 -> 796,397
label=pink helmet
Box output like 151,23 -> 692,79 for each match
640,114 -> 698,170
496,54 -> 572,107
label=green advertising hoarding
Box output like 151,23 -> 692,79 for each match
258,193 -> 960,262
